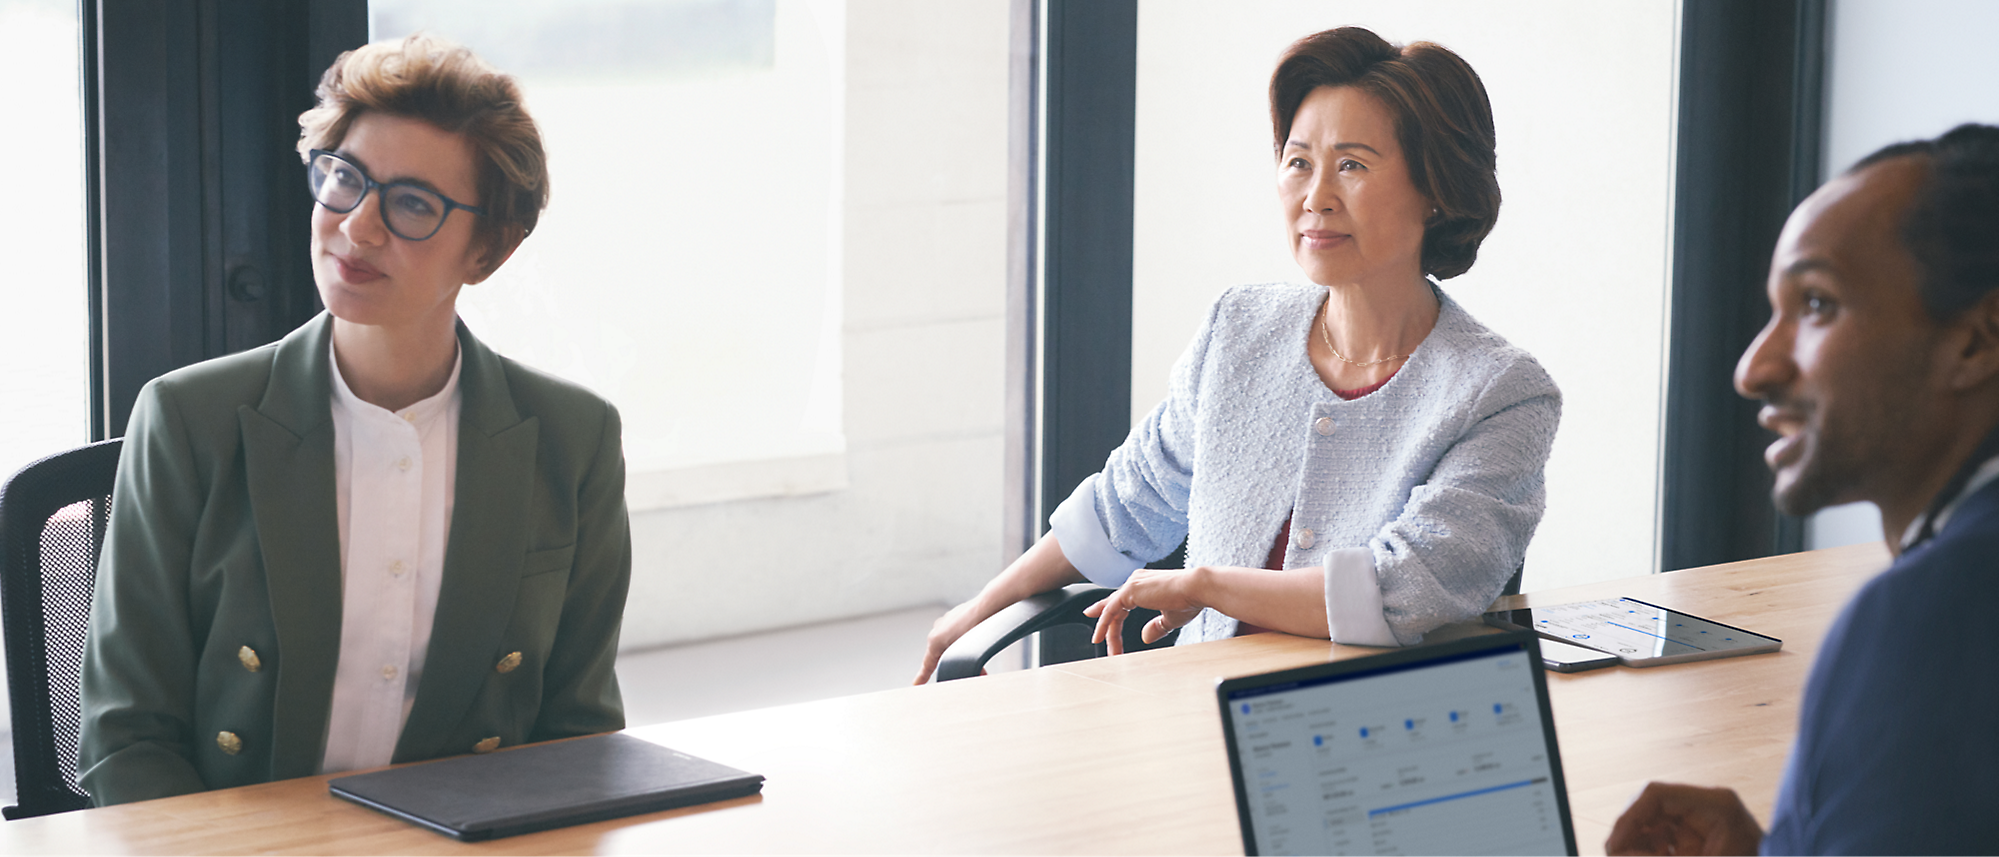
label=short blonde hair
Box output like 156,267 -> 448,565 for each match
298,34 -> 548,253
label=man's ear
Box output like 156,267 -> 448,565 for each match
1947,291 -> 1999,392
464,224 -> 525,285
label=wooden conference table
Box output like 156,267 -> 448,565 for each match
2,542 -> 1890,855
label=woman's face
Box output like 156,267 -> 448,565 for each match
1277,85 -> 1432,289
311,111 -> 495,333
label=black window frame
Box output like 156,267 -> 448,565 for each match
87,0 -> 368,440
1659,0 -> 1827,570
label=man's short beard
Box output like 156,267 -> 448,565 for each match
1771,472 -> 1839,518
1769,430 -> 1863,518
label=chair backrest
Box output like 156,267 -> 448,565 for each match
0,438 -> 122,819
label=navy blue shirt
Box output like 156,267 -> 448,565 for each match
1764,480 -> 1999,855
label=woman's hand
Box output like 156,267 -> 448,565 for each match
913,597 -> 1002,685
1605,782 -> 1763,856
912,535 -> 1086,685
1082,567 -> 1211,655
1085,564 -> 1334,654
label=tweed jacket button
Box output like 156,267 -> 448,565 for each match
1295,528 -> 1317,549
216,731 -> 243,755
473,736 -> 502,754
496,651 -> 523,674
238,645 -> 261,672
1313,417 -> 1334,436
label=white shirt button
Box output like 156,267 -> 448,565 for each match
396,456 -> 413,472
402,412 -> 416,422
1296,527 -> 1317,549
1313,417 -> 1335,436
380,664 -> 398,681
389,560 -> 406,577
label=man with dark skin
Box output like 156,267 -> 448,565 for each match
1608,124 -> 1999,855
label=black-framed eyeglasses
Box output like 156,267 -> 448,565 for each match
306,149 -> 485,242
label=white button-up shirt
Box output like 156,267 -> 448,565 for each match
320,342 -> 461,774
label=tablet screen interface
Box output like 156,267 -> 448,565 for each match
1516,598 -> 1778,661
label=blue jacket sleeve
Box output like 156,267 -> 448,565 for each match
1047,292 -> 1225,585
1371,369 -> 1561,645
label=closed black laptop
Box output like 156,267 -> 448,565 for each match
328,732 -> 764,841
1217,631 -> 1577,856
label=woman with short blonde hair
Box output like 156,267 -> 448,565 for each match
81,34 -> 631,804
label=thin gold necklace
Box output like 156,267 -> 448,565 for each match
1320,307 -> 1414,367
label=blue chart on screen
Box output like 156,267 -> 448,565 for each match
1224,647 -> 1568,856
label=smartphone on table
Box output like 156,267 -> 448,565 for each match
1536,638 -> 1619,673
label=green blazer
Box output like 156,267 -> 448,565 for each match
80,313 -> 630,806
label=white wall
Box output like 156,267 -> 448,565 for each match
1805,0 -> 1999,551
449,0 -> 851,511
1130,2 -> 1681,590
441,1 -> 1013,650
614,1 -> 1013,648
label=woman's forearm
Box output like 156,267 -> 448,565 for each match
915,533 -> 1092,683
975,534 -> 1089,612
1188,565 -> 1331,639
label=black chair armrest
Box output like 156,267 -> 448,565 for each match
934,584 -> 1113,682
934,564 -> 1524,683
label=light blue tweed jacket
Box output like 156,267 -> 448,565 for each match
1051,282 -> 1561,646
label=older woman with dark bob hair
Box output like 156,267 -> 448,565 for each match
80,34 -> 630,804
916,26 -> 1558,679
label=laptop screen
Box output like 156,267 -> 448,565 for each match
1218,633 -> 1575,856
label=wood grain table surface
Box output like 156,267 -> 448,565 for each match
0,542 -> 1890,855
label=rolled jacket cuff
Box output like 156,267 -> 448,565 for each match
1049,474 -> 1146,588
1323,546 -> 1398,647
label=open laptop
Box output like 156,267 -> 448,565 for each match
1217,631 -> 1577,856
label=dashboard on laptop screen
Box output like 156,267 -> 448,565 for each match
1224,645 -> 1570,856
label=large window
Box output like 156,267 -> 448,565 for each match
0,0 -> 87,742
371,0 -> 1014,648
375,0 -> 847,504
0,0 -> 89,483
1129,2 -> 1682,589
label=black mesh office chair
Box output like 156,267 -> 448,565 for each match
934,564 -> 1524,682
0,438 -> 121,819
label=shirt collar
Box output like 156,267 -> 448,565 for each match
328,338 -> 464,427
1901,453 -> 1999,550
